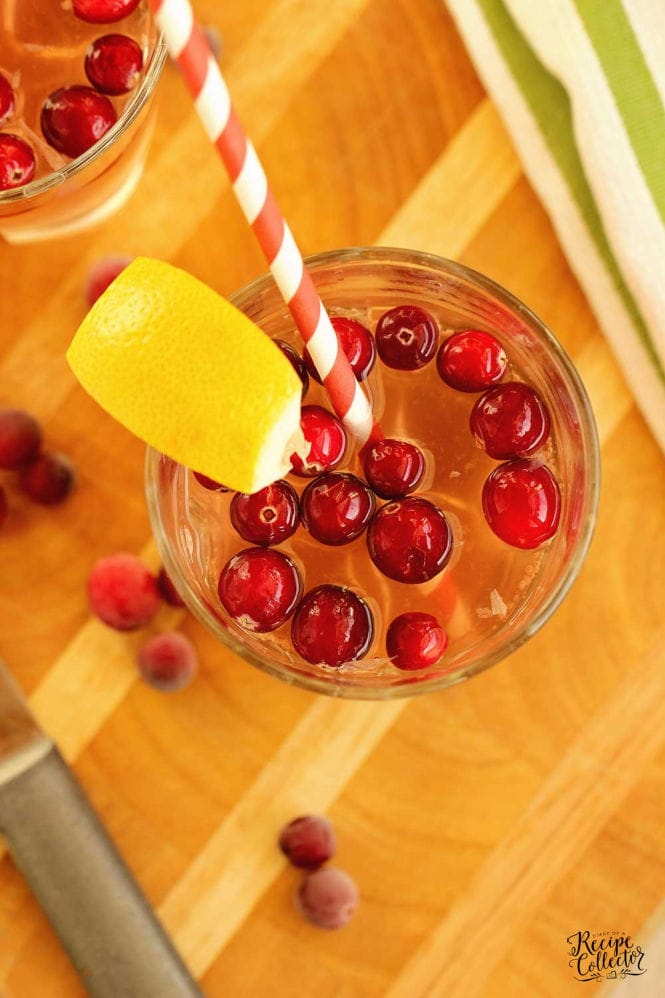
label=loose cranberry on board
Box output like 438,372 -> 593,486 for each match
0,410 -> 42,470
279,815 -> 336,870
297,868 -> 359,929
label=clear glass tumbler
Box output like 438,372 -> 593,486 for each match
0,10 -> 166,244
146,248 -> 600,699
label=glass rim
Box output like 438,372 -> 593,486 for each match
145,246 -> 601,700
0,32 -> 167,205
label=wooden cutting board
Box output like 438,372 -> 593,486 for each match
1,1 -> 664,995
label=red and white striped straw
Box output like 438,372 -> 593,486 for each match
147,0 -> 381,447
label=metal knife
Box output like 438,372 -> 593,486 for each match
0,660 -> 203,998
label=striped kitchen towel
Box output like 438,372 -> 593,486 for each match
444,0 -> 665,454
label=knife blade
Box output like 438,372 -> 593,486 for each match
0,660 -> 202,998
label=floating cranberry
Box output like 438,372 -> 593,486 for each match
73,0 -> 141,23
305,317 -> 376,383
0,134 -> 36,190
291,585 -> 373,667
41,86 -> 116,158
279,815 -> 336,870
375,305 -> 438,370
386,612 -> 447,670
363,438 -> 425,499
85,34 -> 143,96
437,329 -> 507,392
297,868 -> 359,929
156,567 -> 185,607
86,255 -> 133,307
301,473 -> 375,546
88,553 -> 160,631
0,486 -> 7,529
218,547 -> 302,632
0,410 -> 42,470
230,480 -> 299,546
0,75 -> 15,125
367,497 -> 452,583
192,470 -> 230,492
138,632 -> 197,692
274,339 -> 309,397
290,405 -> 346,477
482,459 -> 561,549
20,452 -> 75,505
470,382 -> 550,459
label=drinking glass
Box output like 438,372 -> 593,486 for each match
146,247 -> 600,699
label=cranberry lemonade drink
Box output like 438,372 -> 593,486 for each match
145,249 -> 599,697
0,0 -> 164,241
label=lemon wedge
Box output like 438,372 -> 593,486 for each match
67,257 -> 304,494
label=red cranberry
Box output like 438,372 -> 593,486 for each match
291,585 -> 373,667
0,75 -> 15,125
437,329 -> 507,392
301,473 -> 374,546
0,409 -> 42,470
290,406 -> 346,477
279,815 -> 336,870
88,553 -> 160,631
85,34 -> 143,96
86,255 -> 133,307
363,438 -> 425,499
41,86 -> 117,158
138,632 -> 197,692
192,470 -> 230,492
0,486 -> 7,529
0,134 -> 36,190
297,868 -> 358,929
482,459 -> 561,549
230,480 -> 299,546
305,317 -> 376,383
375,305 -> 438,370
367,497 -> 452,583
274,339 -> 309,397
156,567 -> 185,607
73,0 -> 141,23
386,612 -> 447,670
470,382 -> 550,459
19,452 -> 75,505
218,548 -> 302,632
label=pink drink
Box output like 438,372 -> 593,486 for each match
147,249 -> 599,698
0,0 -> 164,242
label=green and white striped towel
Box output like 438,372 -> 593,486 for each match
444,0 -> 665,454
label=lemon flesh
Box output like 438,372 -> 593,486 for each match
67,257 -> 303,494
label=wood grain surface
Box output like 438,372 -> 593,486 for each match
1,2 -> 664,995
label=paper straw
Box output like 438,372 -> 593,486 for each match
147,0 -> 382,447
